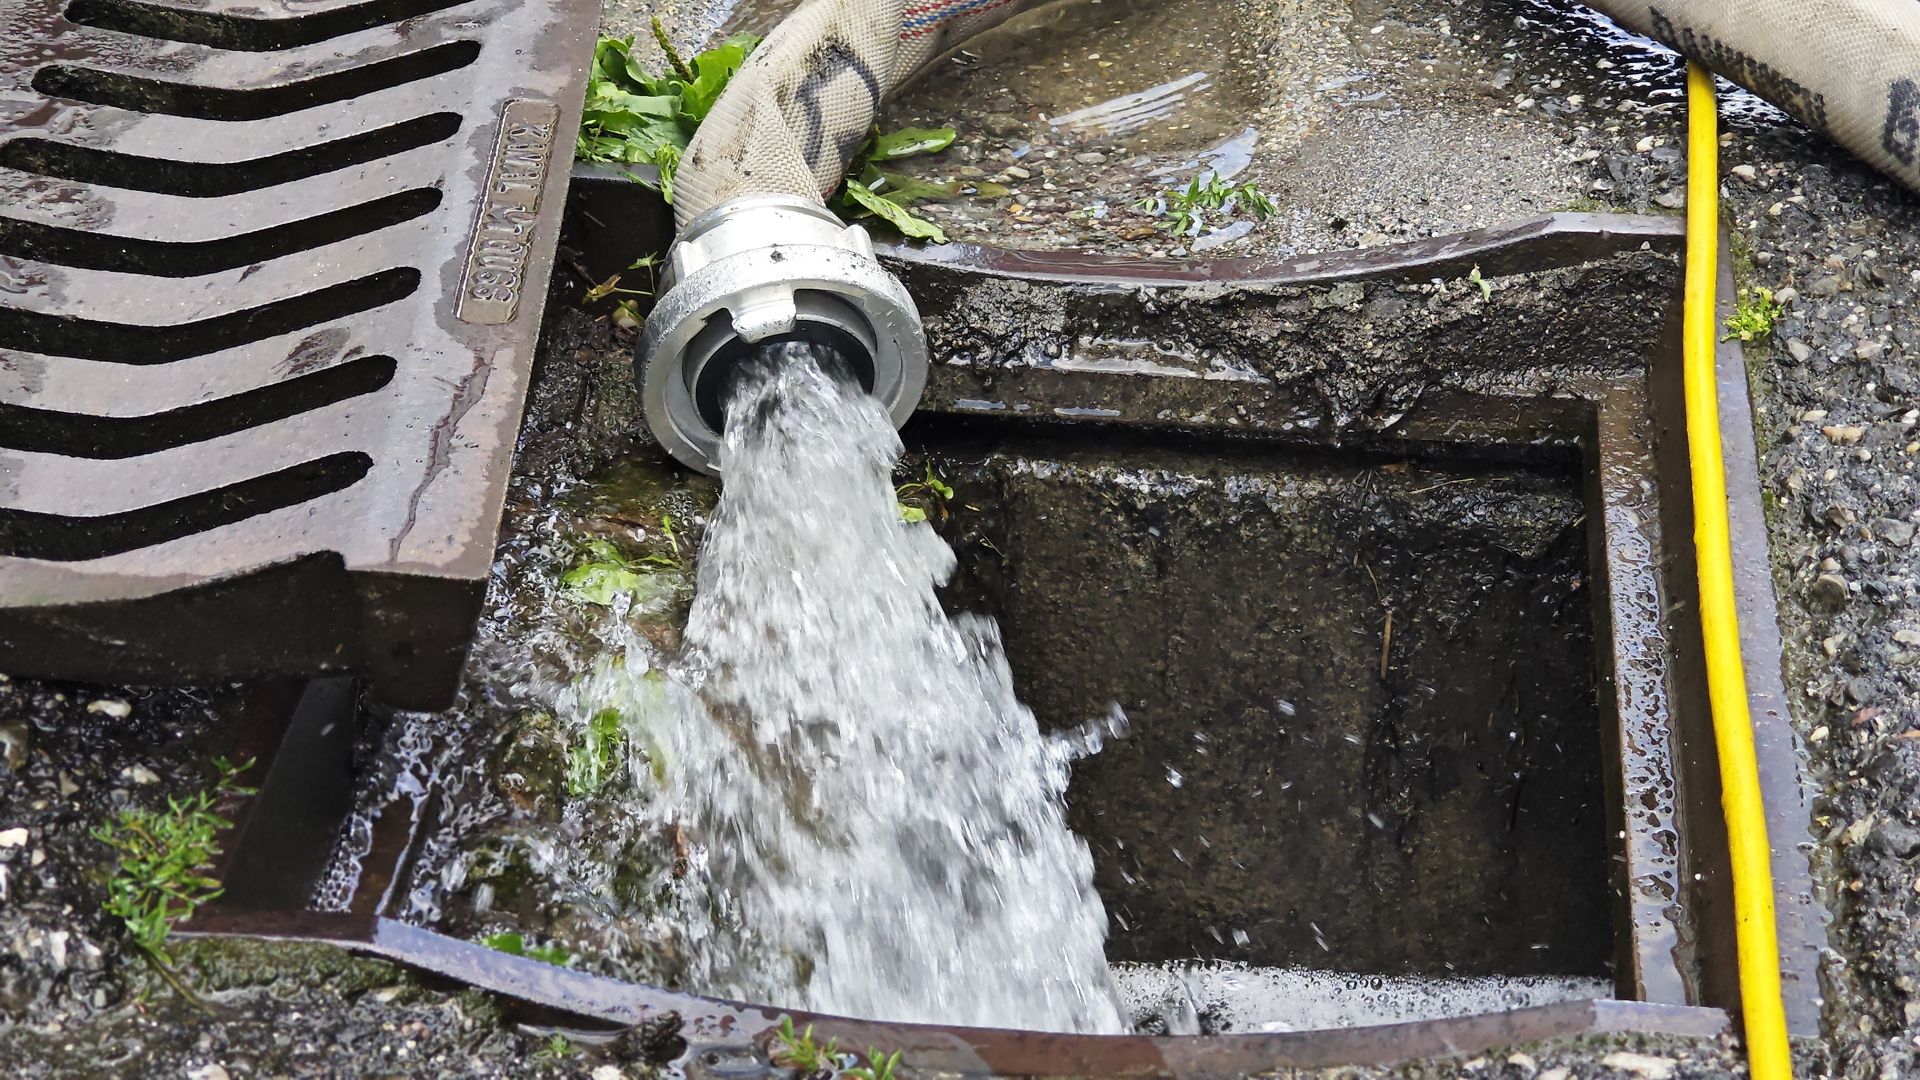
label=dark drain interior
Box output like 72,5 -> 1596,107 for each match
918,428 -> 1612,979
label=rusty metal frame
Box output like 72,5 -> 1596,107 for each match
180,203 -> 1820,1071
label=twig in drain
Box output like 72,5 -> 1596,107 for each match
1410,478 -> 1477,495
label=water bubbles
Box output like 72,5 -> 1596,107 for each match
1111,961 -> 1609,1035
654,346 -> 1124,1033
1166,766 -> 1185,788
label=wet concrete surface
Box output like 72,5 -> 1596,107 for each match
4,0 -> 1920,1077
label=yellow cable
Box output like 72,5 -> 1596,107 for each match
1683,62 -> 1792,1080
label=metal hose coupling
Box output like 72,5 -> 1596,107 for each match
636,194 -> 930,474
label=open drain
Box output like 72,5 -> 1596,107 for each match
0,0 -> 596,708
175,190 -> 1826,1071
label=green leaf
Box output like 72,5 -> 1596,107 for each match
871,169 -> 965,204
566,707 -> 629,797
681,38 -> 753,120
482,931 -> 527,955
898,502 -> 928,524
872,126 -> 956,159
653,142 -> 682,204
591,36 -> 636,85
560,560 -> 662,607
843,180 -> 948,243
485,931 -> 575,967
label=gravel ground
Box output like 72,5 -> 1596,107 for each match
8,0 -> 1920,1076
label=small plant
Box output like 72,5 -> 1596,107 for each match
1723,285 -> 1785,343
771,1017 -> 841,1075
1466,265 -> 1492,302
578,25 -> 962,241
894,462 -> 954,524
770,1018 -> 902,1080
93,756 -> 255,964
480,930 -> 574,967
565,707 -> 628,797
844,1048 -> 903,1080
577,21 -> 759,187
584,253 -> 662,333
534,1033 -> 575,1061
1133,173 -> 1277,237
561,516 -> 685,607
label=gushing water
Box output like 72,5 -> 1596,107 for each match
652,343 -> 1124,1031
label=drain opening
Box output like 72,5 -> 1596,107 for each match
0,189 -> 441,274
0,451 -> 373,561
0,355 -> 397,458
32,40 -> 481,120
64,0 -> 479,51
917,428 -> 1615,1026
0,267 -> 419,362
0,113 -> 464,196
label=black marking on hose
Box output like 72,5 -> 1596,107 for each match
0,114 -> 462,195
0,356 -> 397,458
790,38 -> 879,180
0,452 -> 372,560
1885,79 -> 1919,168
0,268 -> 419,362
0,189 -> 440,275
64,0 -> 476,51
1645,5 -> 1828,132
33,41 -> 480,120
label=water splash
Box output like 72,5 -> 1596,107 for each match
649,342 -> 1124,1031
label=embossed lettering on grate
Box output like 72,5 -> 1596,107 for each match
0,0 -> 596,708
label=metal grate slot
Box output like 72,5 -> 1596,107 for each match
32,41 -> 481,119
0,190 -> 440,273
0,453 -> 374,561
63,0 -> 480,51
0,0 -> 596,708
0,113 -> 464,194
0,269 -> 420,362
0,356 -> 398,458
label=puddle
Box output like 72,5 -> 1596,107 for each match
872,0 -> 1601,256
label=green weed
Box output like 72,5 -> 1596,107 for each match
844,1048 -> 903,1080
1723,286 -> 1785,343
894,463 -> 954,524
535,1033 -> 575,1061
480,931 -> 574,968
771,1017 -> 838,1073
1467,265 -> 1492,302
577,25 -> 961,241
770,1017 -> 902,1080
93,756 -> 255,964
576,21 -> 758,186
584,253 -> 662,332
565,708 -> 627,797
562,515 -> 686,607
1133,173 -> 1277,237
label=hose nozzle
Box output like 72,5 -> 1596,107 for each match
636,195 -> 929,474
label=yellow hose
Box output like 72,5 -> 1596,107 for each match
1683,62 -> 1793,1080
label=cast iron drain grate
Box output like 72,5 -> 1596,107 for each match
0,0 -> 596,707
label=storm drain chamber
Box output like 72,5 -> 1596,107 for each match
885,214 -> 1827,1038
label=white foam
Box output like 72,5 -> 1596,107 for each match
1113,961 -> 1611,1034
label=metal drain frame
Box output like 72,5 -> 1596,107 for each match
0,0 -> 597,709
180,204 -> 1823,1070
